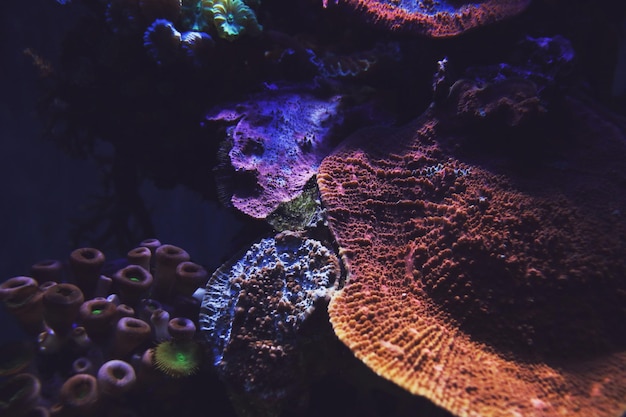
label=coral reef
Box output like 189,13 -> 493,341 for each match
0,239 -> 227,417
0,234 -> 353,417
211,0 -> 262,41
199,230 -> 341,414
12,1 -> 626,417
332,0 -> 532,37
205,86 -> 347,219
316,65 -> 626,417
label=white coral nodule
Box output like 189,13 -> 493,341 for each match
211,0 -> 262,41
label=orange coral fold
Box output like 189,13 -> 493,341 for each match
318,97 -> 626,417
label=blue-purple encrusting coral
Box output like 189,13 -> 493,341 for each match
198,231 -> 340,402
143,19 -> 182,65
205,88 -> 345,219
181,31 -> 214,66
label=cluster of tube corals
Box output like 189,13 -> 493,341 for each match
103,0 -> 262,65
0,239 -> 208,417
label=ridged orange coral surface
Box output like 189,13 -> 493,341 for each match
317,97 -> 626,417
337,0 -> 531,37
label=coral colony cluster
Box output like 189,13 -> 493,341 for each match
199,231 -> 341,413
0,240 -> 209,417
0,233 -> 341,417
139,0 -> 262,65
6,0 -> 626,417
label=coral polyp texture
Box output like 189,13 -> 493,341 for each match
199,230 -> 341,405
205,87 -> 346,219
336,0 -> 531,37
316,93 -> 626,416
0,239 -> 218,417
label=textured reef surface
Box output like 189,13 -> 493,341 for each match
319,94 -> 626,417
199,230 -> 341,413
2,0 -> 626,416
329,0 -> 532,37
204,87 -> 346,219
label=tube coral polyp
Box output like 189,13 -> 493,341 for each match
211,0 -> 262,41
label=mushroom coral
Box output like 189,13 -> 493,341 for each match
333,0 -> 531,37
316,94 -> 626,416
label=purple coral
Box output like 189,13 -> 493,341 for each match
198,230 -> 341,404
205,87 -> 346,219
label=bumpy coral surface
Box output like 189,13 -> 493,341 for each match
205,88 -> 345,219
0,239 -> 224,417
334,0 -> 531,37
198,230 -> 341,402
317,96 -> 626,416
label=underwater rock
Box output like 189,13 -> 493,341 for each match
198,230 -> 341,411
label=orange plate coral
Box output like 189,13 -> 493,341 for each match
333,0 -> 531,37
317,95 -> 626,416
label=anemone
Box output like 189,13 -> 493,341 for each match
153,339 -> 201,378
211,0 -> 261,41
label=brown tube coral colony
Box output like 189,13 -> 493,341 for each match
0,239 -> 207,417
